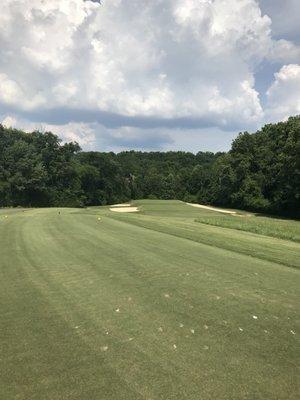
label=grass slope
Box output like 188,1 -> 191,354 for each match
0,201 -> 299,399
194,213 -> 300,243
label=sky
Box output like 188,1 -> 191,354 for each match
0,0 -> 299,152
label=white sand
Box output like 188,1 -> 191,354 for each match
186,202 -> 237,215
110,207 -> 139,213
110,203 -> 132,207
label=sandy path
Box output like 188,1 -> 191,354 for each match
110,207 -> 139,213
186,203 -> 237,215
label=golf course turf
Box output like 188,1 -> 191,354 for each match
0,200 -> 299,399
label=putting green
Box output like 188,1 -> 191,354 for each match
0,201 -> 299,399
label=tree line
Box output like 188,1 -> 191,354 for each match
0,116 -> 299,216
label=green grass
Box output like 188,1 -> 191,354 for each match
0,200 -> 299,399
195,212 -> 300,242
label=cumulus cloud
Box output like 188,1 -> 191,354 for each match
0,0 -> 299,150
259,0 -> 300,43
1,113 -> 237,152
269,40 -> 300,64
1,114 -> 96,148
1,114 -> 174,151
266,64 -> 300,120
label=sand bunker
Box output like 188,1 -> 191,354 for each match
110,207 -> 139,213
186,203 -> 237,215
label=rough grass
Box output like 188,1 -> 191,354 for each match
194,213 -> 300,242
0,200 -> 299,399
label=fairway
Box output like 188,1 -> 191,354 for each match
0,200 -> 299,399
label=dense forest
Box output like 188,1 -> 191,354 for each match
0,116 -> 299,217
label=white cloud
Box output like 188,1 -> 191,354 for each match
266,64 -> 300,121
1,113 -> 174,150
2,115 -> 18,128
0,72 -> 46,109
259,0 -> 300,43
1,113 -> 236,152
269,40 -> 300,64
1,114 -> 96,148
0,73 -> 23,105
0,0 -> 299,150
